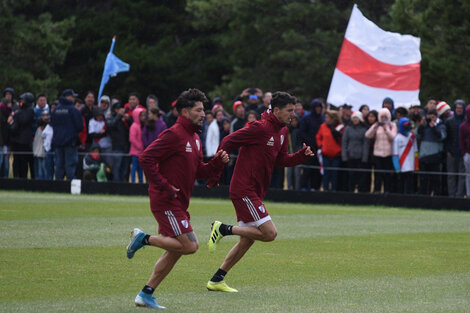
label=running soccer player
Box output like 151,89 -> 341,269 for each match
206,91 -> 314,292
126,88 -> 229,309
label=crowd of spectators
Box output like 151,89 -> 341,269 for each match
0,86 -> 469,198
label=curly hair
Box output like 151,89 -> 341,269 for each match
176,88 -> 208,113
271,91 -> 297,110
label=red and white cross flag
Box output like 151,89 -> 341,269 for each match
327,4 -> 421,110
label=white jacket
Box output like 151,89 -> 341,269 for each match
205,120 -> 220,157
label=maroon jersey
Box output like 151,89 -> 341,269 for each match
140,116 -> 222,212
217,112 -> 309,200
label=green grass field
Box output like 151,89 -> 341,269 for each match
1,190 -> 469,313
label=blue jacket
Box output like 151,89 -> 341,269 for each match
299,99 -> 324,149
51,97 -> 83,147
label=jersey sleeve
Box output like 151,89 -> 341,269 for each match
139,129 -> 177,197
275,128 -> 309,167
219,122 -> 265,154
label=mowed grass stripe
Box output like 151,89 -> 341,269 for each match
2,212 -> 470,249
1,232 -> 469,299
1,191 -> 469,313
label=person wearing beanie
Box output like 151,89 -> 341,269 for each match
392,117 -> 418,194
230,101 -> 246,134
459,105 -> 470,198
444,100 -> 466,197
436,101 -> 451,122
342,111 -> 370,192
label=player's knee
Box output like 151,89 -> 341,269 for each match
182,242 -> 198,255
262,229 -> 277,242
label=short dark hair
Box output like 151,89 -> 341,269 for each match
36,93 -> 47,100
128,92 -> 140,100
176,89 -> 207,113
271,91 -> 296,110
427,109 -> 438,116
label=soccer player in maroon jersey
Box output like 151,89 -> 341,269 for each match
126,89 -> 229,308
206,91 -> 314,292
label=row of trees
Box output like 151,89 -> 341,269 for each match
0,0 -> 468,111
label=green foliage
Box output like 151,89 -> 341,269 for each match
390,0 -> 470,102
0,0 -> 467,108
0,1 -> 74,99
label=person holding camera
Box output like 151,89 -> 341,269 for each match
365,108 -> 397,193
415,109 -> 447,195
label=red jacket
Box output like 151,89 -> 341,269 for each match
139,116 -> 223,212
316,123 -> 343,158
216,112 -> 309,200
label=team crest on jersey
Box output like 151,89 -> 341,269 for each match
185,141 -> 192,152
280,135 -> 284,145
258,205 -> 266,213
181,220 -> 189,228
267,136 -> 274,146
195,139 -> 200,151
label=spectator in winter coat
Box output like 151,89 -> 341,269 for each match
230,101 -> 246,134
164,100 -> 179,128
392,118 -> 418,194
341,111 -> 369,192
81,91 -> 96,150
32,113 -> 49,179
415,109 -> 447,195
436,101 -> 452,123
205,109 -> 225,157
51,89 -> 83,180
41,113 -> 54,180
106,101 -> 131,182
299,98 -> 324,191
129,107 -> 146,183
459,105 -> 470,197
88,107 -> 112,164
316,110 -> 343,191
365,108 -> 397,193
0,96 -> 12,177
359,104 -> 369,117
445,100 -> 466,197
142,107 -> 167,148
286,115 -> 302,190
99,95 -> 113,120
8,92 -> 35,178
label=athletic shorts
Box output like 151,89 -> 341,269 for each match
231,196 -> 271,227
151,209 -> 193,237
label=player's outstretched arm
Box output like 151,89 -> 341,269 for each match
275,141 -> 314,168
196,149 -> 229,182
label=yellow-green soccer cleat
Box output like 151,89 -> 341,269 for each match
207,280 -> 238,293
208,221 -> 223,253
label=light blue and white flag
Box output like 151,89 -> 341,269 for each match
97,36 -> 130,100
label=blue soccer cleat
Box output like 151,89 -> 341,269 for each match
127,228 -> 146,259
135,291 -> 166,309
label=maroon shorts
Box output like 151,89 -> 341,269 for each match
231,196 -> 271,227
151,209 -> 193,237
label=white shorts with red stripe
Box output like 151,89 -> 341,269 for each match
232,196 -> 271,227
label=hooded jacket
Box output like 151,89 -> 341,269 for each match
51,97 -> 84,147
365,108 -> 397,157
445,102 -> 466,157
106,111 -> 131,152
299,99 -> 324,149
129,107 -> 146,156
139,115 -> 224,211
459,106 -> 470,156
212,112 -> 309,200
9,100 -> 34,146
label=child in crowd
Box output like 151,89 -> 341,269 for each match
32,112 -> 49,179
82,143 -> 109,182
393,117 -> 418,194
